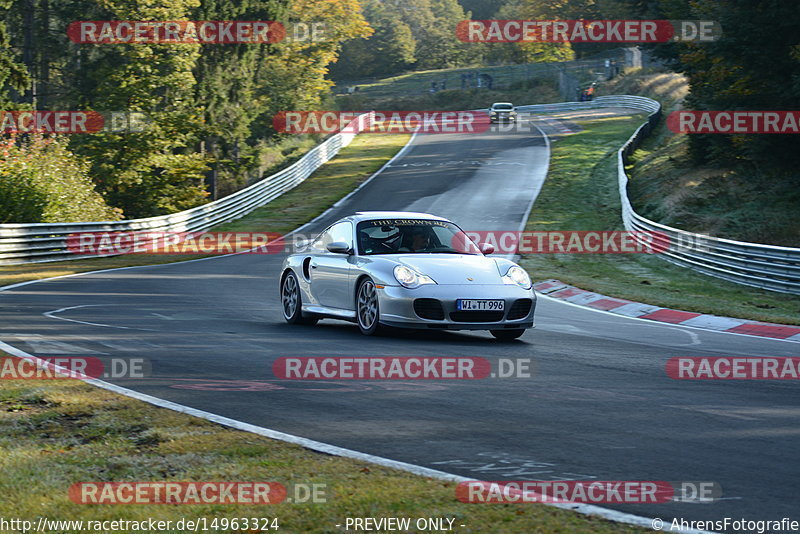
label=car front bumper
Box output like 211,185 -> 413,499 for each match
377,284 -> 535,330
490,114 -> 516,122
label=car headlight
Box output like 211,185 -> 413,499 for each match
394,265 -> 436,289
503,266 -> 531,289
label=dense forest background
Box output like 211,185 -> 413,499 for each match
1,0 -> 798,223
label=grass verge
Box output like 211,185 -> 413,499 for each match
0,357 -> 647,533
0,133 -> 410,289
519,113 -> 800,325
626,125 -> 800,247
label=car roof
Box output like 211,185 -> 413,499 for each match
491,102 -> 514,107
346,211 -> 453,224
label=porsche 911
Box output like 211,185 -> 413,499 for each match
279,211 -> 535,340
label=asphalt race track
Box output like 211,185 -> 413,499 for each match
2,118 -> 798,531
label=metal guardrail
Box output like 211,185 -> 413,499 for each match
599,96 -> 799,295
617,160 -> 800,294
0,113 -> 373,265
515,94 -> 661,115
3,97 -> 798,295
522,95 -> 800,294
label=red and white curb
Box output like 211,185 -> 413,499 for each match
534,279 -> 800,342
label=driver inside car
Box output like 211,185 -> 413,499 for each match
399,226 -> 435,252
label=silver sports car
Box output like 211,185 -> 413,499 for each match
279,211 -> 535,340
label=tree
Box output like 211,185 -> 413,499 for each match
329,0 -> 413,79
0,0 -> 379,221
482,0 -> 574,65
414,0 -> 480,69
0,0 -> 30,106
190,0 -> 290,197
331,0 -> 480,79
458,0 -> 508,20
645,0 -> 800,177
268,0 -> 372,107
0,134 -> 121,222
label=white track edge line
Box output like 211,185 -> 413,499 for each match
518,120 -> 551,236
503,119 -> 550,264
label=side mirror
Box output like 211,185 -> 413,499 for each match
326,241 -> 352,254
479,242 -> 495,255
294,237 -> 310,252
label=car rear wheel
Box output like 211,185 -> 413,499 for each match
281,272 -> 318,325
356,278 -> 381,336
490,329 -> 525,341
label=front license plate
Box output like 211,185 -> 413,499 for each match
457,299 -> 505,311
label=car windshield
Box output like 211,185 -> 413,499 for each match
492,104 -> 513,110
357,219 -> 481,255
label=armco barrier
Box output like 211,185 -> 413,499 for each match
554,96 -> 798,295
610,97 -> 799,295
0,113 -> 373,265
2,98 -> 798,295
492,95 -> 799,295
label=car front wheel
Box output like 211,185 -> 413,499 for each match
281,272 -> 318,325
356,278 -> 382,336
490,329 -> 525,341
